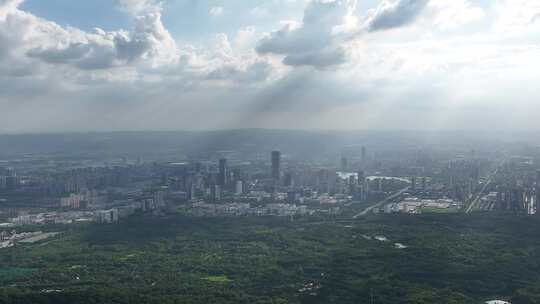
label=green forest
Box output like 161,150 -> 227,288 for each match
2,213 -> 540,304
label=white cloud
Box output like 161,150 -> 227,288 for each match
426,0 -> 485,30
0,0 -> 272,81
234,26 -> 258,50
209,6 -> 224,16
249,6 -> 270,19
256,0 -> 359,68
0,0 -> 22,19
255,0 -> 435,68
24,8 -> 177,70
116,0 -> 160,15
494,0 -> 540,32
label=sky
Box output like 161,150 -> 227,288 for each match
0,0 -> 539,133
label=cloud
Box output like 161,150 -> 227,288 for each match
0,0 -> 23,19
26,6 -> 177,70
249,6 -> 270,19
0,0 -> 274,100
426,0 -> 484,30
282,47 -> 347,68
197,33 -> 273,84
366,0 -> 430,32
255,0 -> 434,68
209,6 -> 224,16
256,0 -> 358,68
116,0 -> 160,15
206,60 -> 272,83
234,26 -> 258,50
494,0 -> 540,32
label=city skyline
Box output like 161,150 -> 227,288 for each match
1,0 -> 540,133
3,1 -> 540,303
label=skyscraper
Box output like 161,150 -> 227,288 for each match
211,185 -> 221,202
271,151 -> 281,181
218,158 -> 227,187
341,156 -> 348,171
284,172 -> 293,187
357,170 -> 365,185
235,180 -> 243,195
348,175 -> 356,196
357,170 -> 367,201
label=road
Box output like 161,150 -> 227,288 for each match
353,186 -> 410,218
465,157 -> 507,214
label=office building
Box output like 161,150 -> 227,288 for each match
271,151 -> 281,181
235,180 -> 243,195
284,172 -> 293,187
218,158 -> 227,186
341,157 -> 348,171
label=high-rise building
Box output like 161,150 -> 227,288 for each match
189,182 -> 197,200
341,157 -> 348,171
287,191 -> 296,203
536,170 -> 540,215
154,190 -> 165,208
211,185 -> 222,201
235,180 -> 243,195
284,172 -> 293,187
271,151 -> 281,181
60,193 -> 84,209
348,175 -> 356,196
96,209 -> 119,224
364,178 -> 370,201
357,171 -> 365,185
232,168 -> 243,183
357,170 -> 367,201
218,158 -> 227,186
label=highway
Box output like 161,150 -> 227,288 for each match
353,186 -> 410,218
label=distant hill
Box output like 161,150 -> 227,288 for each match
0,129 -> 537,159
